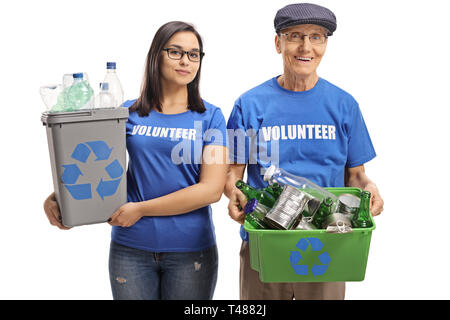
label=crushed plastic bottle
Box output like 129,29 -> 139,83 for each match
65,73 -> 94,111
40,84 -> 63,112
48,73 -> 93,112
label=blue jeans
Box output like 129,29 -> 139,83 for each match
108,241 -> 218,300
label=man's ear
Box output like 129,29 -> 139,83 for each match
275,34 -> 282,54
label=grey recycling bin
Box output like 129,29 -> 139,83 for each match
42,108 -> 129,227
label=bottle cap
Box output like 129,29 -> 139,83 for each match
263,165 -> 276,182
244,199 -> 258,214
107,62 -> 116,69
73,73 -> 83,79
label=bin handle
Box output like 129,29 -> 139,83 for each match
46,110 -> 93,118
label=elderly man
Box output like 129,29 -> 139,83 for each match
224,3 -> 384,300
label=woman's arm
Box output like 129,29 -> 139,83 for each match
345,165 -> 384,216
108,145 -> 228,227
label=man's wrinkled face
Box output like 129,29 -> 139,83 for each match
275,24 -> 328,78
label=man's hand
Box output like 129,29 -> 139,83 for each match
345,165 -> 384,217
227,190 -> 248,225
364,182 -> 384,216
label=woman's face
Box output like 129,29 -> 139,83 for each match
160,31 -> 201,87
275,24 -> 328,79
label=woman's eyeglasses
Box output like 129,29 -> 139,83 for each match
162,48 -> 205,62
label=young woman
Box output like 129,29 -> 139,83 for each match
43,21 -> 228,300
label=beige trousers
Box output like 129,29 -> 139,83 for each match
239,241 -> 345,300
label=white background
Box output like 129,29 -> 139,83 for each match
0,0 -> 449,300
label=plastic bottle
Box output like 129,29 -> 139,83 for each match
95,82 -> 116,109
40,84 -> 62,112
49,73 -> 76,113
103,62 -> 124,107
264,165 -> 338,207
264,166 -> 337,202
65,73 -> 94,111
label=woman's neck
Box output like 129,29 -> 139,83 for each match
160,81 -> 189,114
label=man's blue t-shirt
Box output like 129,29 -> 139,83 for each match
226,77 -> 376,241
111,99 -> 227,252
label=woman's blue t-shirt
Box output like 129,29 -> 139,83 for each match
111,99 -> 227,252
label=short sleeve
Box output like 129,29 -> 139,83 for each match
122,99 -> 137,108
226,99 -> 250,164
346,102 -> 376,167
204,107 -> 228,147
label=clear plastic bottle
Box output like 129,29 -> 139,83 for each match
264,165 -> 339,225
40,84 -> 62,112
95,82 -> 116,109
103,62 -> 124,107
264,165 -> 338,203
65,73 -> 94,111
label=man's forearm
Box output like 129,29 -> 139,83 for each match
345,165 -> 372,189
346,173 -> 373,189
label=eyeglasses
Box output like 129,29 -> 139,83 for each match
280,32 -> 328,45
162,48 -> 205,62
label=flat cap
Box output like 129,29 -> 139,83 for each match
274,3 -> 337,35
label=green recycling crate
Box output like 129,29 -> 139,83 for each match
244,187 -> 376,283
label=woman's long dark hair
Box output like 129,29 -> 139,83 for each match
130,21 -> 205,116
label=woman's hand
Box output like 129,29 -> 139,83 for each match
108,202 -> 144,228
43,192 -> 71,230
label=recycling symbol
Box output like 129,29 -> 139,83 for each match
289,237 -> 331,277
61,141 -> 124,200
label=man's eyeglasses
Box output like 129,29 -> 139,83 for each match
279,32 -> 328,45
162,48 -> 205,62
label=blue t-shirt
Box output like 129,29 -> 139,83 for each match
226,77 -> 376,241
111,99 -> 227,252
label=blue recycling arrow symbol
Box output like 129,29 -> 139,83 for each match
61,164 -> 83,184
64,184 -> 92,200
71,143 -> 91,163
289,237 -> 331,277
61,140 -> 123,201
96,178 -> 122,200
86,141 -> 113,161
105,159 -> 124,179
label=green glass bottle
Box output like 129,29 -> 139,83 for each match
235,180 -> 276,208
312,197 -> 334,229
352,191 -> 373,228
244,199 -> 270,229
